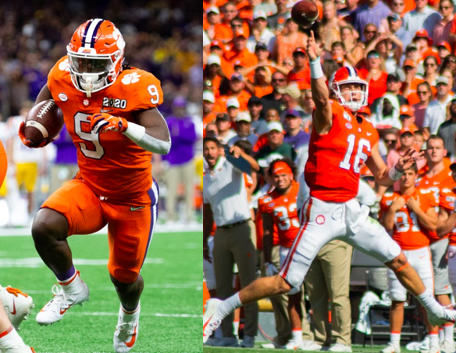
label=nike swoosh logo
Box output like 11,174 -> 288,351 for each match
125,326 -> 137,348
10,299 -> 16,315
203,314 -> 213,335
130,206 -> 145,211
59,304 -> 73,315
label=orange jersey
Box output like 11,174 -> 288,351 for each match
258,181 -> 300,248
0,140 -> 6,187
416,168 -> 455,242
379,189 -> 436,250
48,56 -> 163,205
440,186 -> 456,245
287,67 -> 311,90
305,100 -> 379,202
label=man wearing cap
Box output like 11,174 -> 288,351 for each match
215,113 -> 237,144
224,27 -> 258,69
247,96 -> 269,135
203,136 -> 260,348
401,59 -> 425,105
228,112 -> 259,147
205,6 -> 221,32
215,73 -> 252,112
371,72 -> 408,114
226,97 -> 241,123
213,2 -> 249,43
416,135 -> 456,352
413,29 -> 440,66
283,109 -> 310,150
437,41 -> 452,60
203,91 -> 217,134
433,0 -> 454,44
387,13 -> 413,51
162,97 -> 198,223
424,76 -> 454,134
287,47 -> 311,90
247,11 -> 276,54
255,122 -> 296,170
399,105 -> 419,132
267,0 -> 290,33
402,0 -> 442,37
437,98 -> 456,158
261,71 -> 287,115
279,83 -> 305,121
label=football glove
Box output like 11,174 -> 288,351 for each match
18,121 -> 53,148
264,262 -> 279,277
89,113 -> 128,134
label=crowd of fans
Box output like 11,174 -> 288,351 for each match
0,0 -> 203,227
203,0 -> 456,349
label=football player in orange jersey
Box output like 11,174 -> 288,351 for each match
0,140 -> 6,188
379,165 -> 439,353
259,159 -> 310,350
18,19 -> 171,353
203,31 -> 456,345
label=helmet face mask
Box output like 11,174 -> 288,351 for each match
67,19 -> 125,96
330,67 -> 369,113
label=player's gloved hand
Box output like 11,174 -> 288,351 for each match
264,262 -> 279,277
18,121 -> 53,148
88,113 -> 128,134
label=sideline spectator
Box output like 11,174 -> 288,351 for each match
437,98 -> 456,158
423,76 -> 453,134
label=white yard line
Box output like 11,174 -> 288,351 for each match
0,258 -> 164,267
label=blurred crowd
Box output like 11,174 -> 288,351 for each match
203,0 -> 456,349
0,0 -> 203,227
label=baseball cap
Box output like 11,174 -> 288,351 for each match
387,13 -> 401,21
278,84 -> 301,100
207,54 -> 221,66
405,43 -> 417,52
254,10 -> 267,20
255,42 -> 268,52
248,96 -> 262,105
210,40 -> 222,48
284,109 -> 302,118
231,72 -> 244,81
293,47 -> 306,55
267,121 -> 284,132
436,76 -> 449,85
400,126 -> 417,135
387,72 -> 401,82
206,6 -> 220,14
234,28 -> 247,38
236,112 -> 252,122
233,60 -> 244,68
367,50 -> 380,59
216,113 -> 229,121
203,91 -> 215,103
414,29 -> 433,46
437,41 -> 452,52
399,105 -> 414,117
226,97 -> 240,108
403,59 -> 417,68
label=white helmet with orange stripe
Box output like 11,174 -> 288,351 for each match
329,66 -> 369,112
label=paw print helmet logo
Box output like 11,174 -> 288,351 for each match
67,19 -> 126,96
121,73 -> 141,85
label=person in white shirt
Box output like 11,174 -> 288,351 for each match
424,76 -> 454,134
247,11 -> 276,53
402,0 -> 442,36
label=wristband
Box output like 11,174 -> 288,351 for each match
123,122 -> 171,154
388,166 -> 404,181
123,122 -> 146,143
310,57 -> 324,79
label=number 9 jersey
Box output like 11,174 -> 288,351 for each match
47,56 -> 163,205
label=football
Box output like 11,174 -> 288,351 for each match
291,0 -> 319,28
24,100 -> 64,147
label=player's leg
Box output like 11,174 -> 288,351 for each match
430,239 -> 454,353
108,181 -> 159,353
203,197 -> 344,343
33,179 -> 106,325
0,299 -> 34,353
345,218 -> 456,326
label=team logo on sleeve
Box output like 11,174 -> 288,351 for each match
316,215 -> 325,225
121,72 -> 141,85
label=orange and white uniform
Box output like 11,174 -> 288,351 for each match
279,99 -> 402,293
42,56 -> 163,283
379,189 -> 436,301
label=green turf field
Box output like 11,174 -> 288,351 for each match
0,231 -> 202,353
203,344 -> 394,353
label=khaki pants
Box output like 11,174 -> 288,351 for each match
261,246 -> 313,345
164,160 -> 195,222
305,240 -> 352,346
213,220 -> 258,337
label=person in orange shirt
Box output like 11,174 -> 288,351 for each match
18,20 -> 171,353
224,28 -> 258,69
399,105 -> 419,132
204,6 -> 222,31
413,29 -> 440,65
214,73 -> 252,112
213,2 -> 242,44
259,159 -> 311,350
379,165 -> 439,353
0,141 -> 6,188
401,59 -> 425,105
234,0 -> 253,20
287,47 -> 311,90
